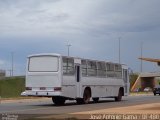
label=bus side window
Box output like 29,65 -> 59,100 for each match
87,60 -> 97,76
115,64 -> 122,79
97,62 -> 106,77
106,63 -> 115,78
82,60 -> 87,76
62,57 -> 75,75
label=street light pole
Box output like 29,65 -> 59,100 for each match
140,42 -> 143,73
11,52 -> 14,77
119,37 -> 121,64
66,44 -> 71,56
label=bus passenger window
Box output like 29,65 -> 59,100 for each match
115,64 -> 122,78
82,60 -> 87,76
87,61 -> 97,76
97,62 -> 106,77
106,63 -> 115,78
63,57 -> 74,75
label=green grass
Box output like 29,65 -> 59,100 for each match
130,92 -> 150,94
0,76 -> 25,98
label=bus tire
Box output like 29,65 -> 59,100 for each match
115,89 -> 123,102
76,98 -> 84,104
92,97 -> 99,103
83,89 -> 91,104
52,97 -> 65,106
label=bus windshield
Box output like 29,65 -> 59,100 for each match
28,56 -> 59,72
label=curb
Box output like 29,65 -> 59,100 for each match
129,93 -> 153,96
0,97 -> 50,104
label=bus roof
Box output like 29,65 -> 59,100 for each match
28,53 -> 127,66
28,53 -> 61,58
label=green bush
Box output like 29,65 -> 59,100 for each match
129,73 -> 139,90
0,76 -> 25,98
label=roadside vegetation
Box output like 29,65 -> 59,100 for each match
0,76 -> 25,98
129,73 -> 139,90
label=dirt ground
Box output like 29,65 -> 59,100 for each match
37,103 -> 160,120
71,103 -> 160,114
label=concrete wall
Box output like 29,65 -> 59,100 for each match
131,76 -> 158,91
141,77 -> 155,90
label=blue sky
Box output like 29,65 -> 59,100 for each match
0,0 -> 160,75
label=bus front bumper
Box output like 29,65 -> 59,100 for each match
21,91 -> 61,97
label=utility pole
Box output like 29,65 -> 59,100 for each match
119,37 -> 121,64
0,81 -> 1,104
11,52 -> 14,77
140,42 -> 143,73
66,44 -> 71,56
8,70 -> 12,77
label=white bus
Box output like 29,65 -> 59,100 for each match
21,53 -> 130,105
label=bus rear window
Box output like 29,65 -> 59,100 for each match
28,56 -> 59,72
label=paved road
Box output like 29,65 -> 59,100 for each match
0,95 -> 159,119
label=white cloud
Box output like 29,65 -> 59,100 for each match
0,0 -> 160,74
0,60 -> 5,65
0,0 -> 160,37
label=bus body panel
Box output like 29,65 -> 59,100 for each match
62,76 -> 76,98
61,75 -> 125,99
80,77 -> 124,98
22,54 -> 63,97
26,73 -> 60,88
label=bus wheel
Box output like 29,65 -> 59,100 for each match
52,97 -> 65,106
76,98 -> 84,104
115,89 -> 122,102
83,89 -> 91,104
92,97 -> 99,103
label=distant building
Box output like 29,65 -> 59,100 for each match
0,70 -> 6,80
131,72 -> 160,92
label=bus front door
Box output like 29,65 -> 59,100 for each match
75,65 -> 81,98
123,69 -> 129,95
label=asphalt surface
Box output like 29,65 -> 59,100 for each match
0,95 -> 160,119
